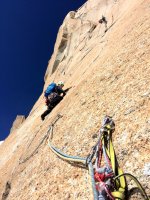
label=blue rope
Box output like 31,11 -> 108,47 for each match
48,142 -> 86,161
88,162 -> 98,200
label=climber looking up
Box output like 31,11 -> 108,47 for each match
41,81 -> 66,121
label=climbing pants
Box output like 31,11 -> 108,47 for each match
41,95 -> 63,120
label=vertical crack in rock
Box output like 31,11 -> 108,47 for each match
52,29 -> 69,74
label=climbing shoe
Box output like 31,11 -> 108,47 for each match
41,115 -> 45,121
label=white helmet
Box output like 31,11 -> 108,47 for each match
58,81 -> 64,87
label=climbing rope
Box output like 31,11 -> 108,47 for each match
47,116 -> 97,199
47,115 -> 149,200
19,114 -> 63,164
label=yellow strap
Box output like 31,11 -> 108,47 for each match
109,135 -> 126,189
109,138 -> 115,172
101,130 -> 127,199
118,168 -> 126,189
115,173 -> 150,200
111,191 -> 125,199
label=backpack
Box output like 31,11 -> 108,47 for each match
45,83 -> 56,97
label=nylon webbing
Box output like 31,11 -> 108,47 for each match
47,116 -> 149,200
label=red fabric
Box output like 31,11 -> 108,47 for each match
94,171 -> 113,183
94,172 -> 105,182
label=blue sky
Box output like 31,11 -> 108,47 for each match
0,0 -> 85,141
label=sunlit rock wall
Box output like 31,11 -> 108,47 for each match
0,0 -> 150,199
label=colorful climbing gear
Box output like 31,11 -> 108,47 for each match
47,116 -> 149,200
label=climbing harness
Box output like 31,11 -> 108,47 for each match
48,115 -> 149,200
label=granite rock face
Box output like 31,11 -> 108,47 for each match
0,0 -> 150,199
10,115 -> 25,133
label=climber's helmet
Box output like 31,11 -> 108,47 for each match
58,81 -> 64,88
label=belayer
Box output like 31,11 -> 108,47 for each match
41,81 -> 66,121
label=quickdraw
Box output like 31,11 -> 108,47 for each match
47,115 -> 149,200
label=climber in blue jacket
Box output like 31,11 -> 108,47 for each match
44,81 -> 65,99
41,81 -> 66,120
